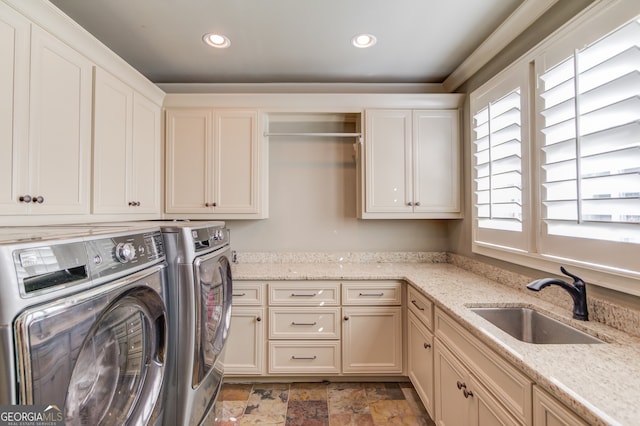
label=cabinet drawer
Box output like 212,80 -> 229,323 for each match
269,281 -> 340,306
232,281 -> 264,305
342,281 -> 402,305
435,309 -> 532,424
269,307 -> 340,339
268,341 -> 340,374
408,286 -> 433,330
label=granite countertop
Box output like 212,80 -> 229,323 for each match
232,260 -> 640,426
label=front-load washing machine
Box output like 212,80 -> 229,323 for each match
154,221 -> 233,426
0,225 -> 170,425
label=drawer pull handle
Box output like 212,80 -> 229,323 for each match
291,293 -> 317,297
411,300 -> 425,311
463,389 -> 474,399
291,322 -> 317,326
423,342 -> 431,349
359,292 -> 384,297
291,356 -> 317,360
233,293 -> 247,297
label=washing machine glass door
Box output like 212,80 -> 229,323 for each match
193,251 -> 232,387
65,288 -> 166,425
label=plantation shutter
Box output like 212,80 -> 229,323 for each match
539,18 -> 640,245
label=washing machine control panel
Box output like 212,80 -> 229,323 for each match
87,231 -> 165,280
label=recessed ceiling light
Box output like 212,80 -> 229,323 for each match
203,33 -> 231,48
352,33 -> 377,48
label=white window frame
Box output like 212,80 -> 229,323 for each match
471,0 -> 640,296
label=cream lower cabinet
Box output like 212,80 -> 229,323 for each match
533,386 -> 588,426
268,281 -> 341,374
342,281 -> 403,374
435,307 -> 532,426
222,282 -> 265,375
407,286 -> 435,418
165,108 -> 265,218
361,109 -> 461,219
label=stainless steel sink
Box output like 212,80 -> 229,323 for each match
470,307 -> 604,344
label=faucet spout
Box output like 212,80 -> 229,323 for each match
526,267 -> 589,321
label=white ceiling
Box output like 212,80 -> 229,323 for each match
49,0 -> 525,85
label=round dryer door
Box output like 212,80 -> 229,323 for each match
65,288 -> 166,425
193,252 -> 232,387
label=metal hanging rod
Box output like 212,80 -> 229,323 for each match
264,132 -> 362,137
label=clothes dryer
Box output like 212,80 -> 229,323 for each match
154,221 -> 232,426
0,225 -> 170,425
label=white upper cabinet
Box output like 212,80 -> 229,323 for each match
4,25 -> 93,216
165,108 -> 265,218
361,109 -> 461,219
93,67 -> 161,215
0,3 -> 30,214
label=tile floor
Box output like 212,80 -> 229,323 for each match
212,381 -> 436,425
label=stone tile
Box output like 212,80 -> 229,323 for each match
327,383 -> 370,415
369,400 -> 417,425
219,383 -> 253,401
289,382 -> 328,401
363,382 -> 406,401
400,384 -> 431,419
329,413 -> 375,426
247,384 -> 290,405
286,400 -> 328,425
213,400 -> 246,424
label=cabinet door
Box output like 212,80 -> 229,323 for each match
0,3 -> 29,214
533,387 -> 588,426
471,376 -> 522,426
413,110 -> 460,214
222,307 -> 265,375
434,342 -> 472,426
165,108 -> 212,213
213,110 -> 260,214
364,109 -> 413,213
408,312 -> 435,418
131,93 -> 161,214
29,26 -> 92,214
93,67 -> 132,214
342,306 -> 403,373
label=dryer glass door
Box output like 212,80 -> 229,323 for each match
193,251 -> 232,387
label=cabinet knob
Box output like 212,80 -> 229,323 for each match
407,202 -> 413,206
344,315 -> 350,321
19,195 -> 32,203
463,389 -> 474,398
415,201 -> 421,206
456,381 -> 466,390
33,195 -> 44,204
423,342 -> 432,349
256,316 -> 262,322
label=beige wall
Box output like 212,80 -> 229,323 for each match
227,133 -> 451,252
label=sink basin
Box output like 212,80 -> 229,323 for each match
470,307 -> 603,344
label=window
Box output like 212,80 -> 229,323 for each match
471,0 -> 640,291
536,15 -> 640,275
471,65 -> 530,252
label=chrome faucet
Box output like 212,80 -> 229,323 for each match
526,266 -> 589,321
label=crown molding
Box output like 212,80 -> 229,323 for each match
443,0 -> 560,92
